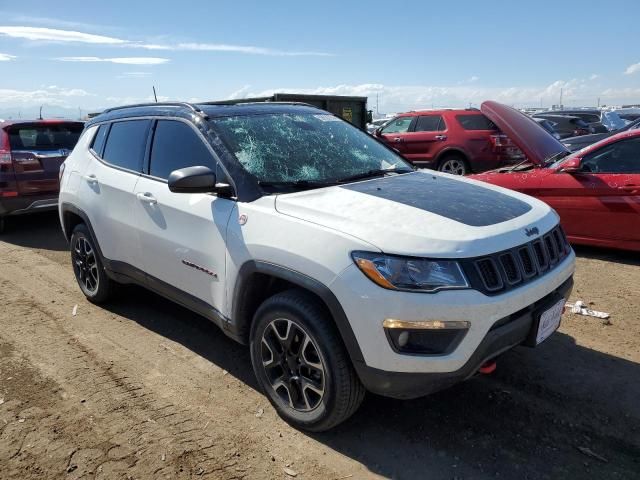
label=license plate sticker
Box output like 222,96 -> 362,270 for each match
536,299 -> 564,345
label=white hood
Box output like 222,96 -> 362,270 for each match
275,171 -> 558,258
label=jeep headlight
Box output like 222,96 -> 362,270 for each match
352,251 -> 469,293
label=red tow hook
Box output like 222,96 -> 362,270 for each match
478,360 -> 497,375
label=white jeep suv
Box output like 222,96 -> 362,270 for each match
59,101 -> 575,431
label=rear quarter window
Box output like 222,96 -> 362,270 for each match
456,114 -> 497,130
90,124 -> 109,157
102,120 -> 150,172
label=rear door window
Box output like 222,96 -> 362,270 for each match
8,123 -> 83,150
102,120 -> 150,172
381,117 -> 413,134
456,114 -> 497,130
414,115 -> 445,132
149,120 -> 214,180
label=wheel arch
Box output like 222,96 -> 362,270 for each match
435,147 -> 470,166
232,260 -> 365,365
60,203 -> 105,261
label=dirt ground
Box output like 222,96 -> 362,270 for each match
0,212 -> 639,480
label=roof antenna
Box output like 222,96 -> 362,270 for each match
39,105 -> 43,120
152,86 -> 158,103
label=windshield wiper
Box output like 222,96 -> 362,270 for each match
258,179 -> 336,189
333,167 -> 413,184
544,151 -> 570,165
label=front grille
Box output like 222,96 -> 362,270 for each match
463,225 -> 571,295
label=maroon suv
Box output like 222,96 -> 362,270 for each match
374,109 -> 523,175
0,120 -> 83,232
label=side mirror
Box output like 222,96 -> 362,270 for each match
374,127 -> 383,137
168,166 -> 217,193
558,157 -> 582,174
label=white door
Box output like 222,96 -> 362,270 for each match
133,119 -> 235,313
79,120 -> 150,268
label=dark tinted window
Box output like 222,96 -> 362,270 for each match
569,118 -> 590,128
91,124 -> 109,156
581,137 -> 640,173
102,120 -> 150,172
149,120 -> 214,180
8,123 -> 83,150
456,114 -> 496,130
415,115 -> 445,132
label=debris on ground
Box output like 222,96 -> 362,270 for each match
284,467 -> 298,477
255,408 -> 264,418
72,304 -> 78,316
566,301 -> 610,319
577,446 -> 608,463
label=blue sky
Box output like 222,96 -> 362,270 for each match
1,0 -> 639,118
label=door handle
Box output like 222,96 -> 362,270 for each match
393,137 -> 403,143
617,185 -> 639,194
435,135 -> 447,141
136,192 -> 158,205
83,174 -> 98,184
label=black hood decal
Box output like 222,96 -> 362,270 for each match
341,173 -> 532,227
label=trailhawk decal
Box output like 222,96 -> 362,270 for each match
340,173 -> 532,227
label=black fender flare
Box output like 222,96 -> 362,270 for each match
232,260 -> 365,364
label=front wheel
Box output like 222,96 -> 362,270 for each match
70,223 -> 114,303
438,157 -> 469,175
250,290 -> 365,431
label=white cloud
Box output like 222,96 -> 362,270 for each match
121,71 -> 152,77
589,73 -> 599,80
233,79 -> 618,112
56,56 -> 169,65
624,62 -> 640,75
0,26 -> 126,44
0,53 -> 16,61
0,25 -> 333,57
0,86 -> 94,106
160,42 -> 333,56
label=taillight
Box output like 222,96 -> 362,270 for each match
0,130 -> 11,165
490,134 -> 507,147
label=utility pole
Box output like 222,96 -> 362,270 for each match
559,88 -> 563,109
376,93 -> 379,115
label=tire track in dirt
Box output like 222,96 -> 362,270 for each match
0,244 -> 367,479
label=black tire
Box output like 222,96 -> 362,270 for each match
70,223 -> 114,304
438,155 -> 469,175
250,289 -> 365,432
0,217 -> 5,234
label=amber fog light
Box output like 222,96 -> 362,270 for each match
383,319 -> 470,355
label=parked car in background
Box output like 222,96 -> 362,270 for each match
530,114 -> 592,139
533,109 -> 608,133
534,118 -> 561,139
562,117 -> 640,152
374,109 -> 524,175
472,101 -> 640,252
366,117 -> 391,134
0,119 -> 84,232
59,101 -> 574,431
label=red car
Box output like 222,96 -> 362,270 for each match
373,108 -> 523,175
0,119 -> 84,232
471,101 -> 640,252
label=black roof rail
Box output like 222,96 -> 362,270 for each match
102,102 -> 208,117
201,100 -> 315,108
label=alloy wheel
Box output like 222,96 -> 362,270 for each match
260,318 -> 326,411
72,237 -> 99,294
440,158 -> 467,175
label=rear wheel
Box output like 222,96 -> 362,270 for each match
438,156 -> 469,175
250,290 -> 365,431
70,223 -> 114,303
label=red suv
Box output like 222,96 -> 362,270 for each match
0,119 -> 83,232
374,109 -> 523,175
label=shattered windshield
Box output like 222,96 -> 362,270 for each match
211,113 -> 411,185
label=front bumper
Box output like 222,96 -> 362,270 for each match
0,194 -> 58,216
353,276 -> 573,399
